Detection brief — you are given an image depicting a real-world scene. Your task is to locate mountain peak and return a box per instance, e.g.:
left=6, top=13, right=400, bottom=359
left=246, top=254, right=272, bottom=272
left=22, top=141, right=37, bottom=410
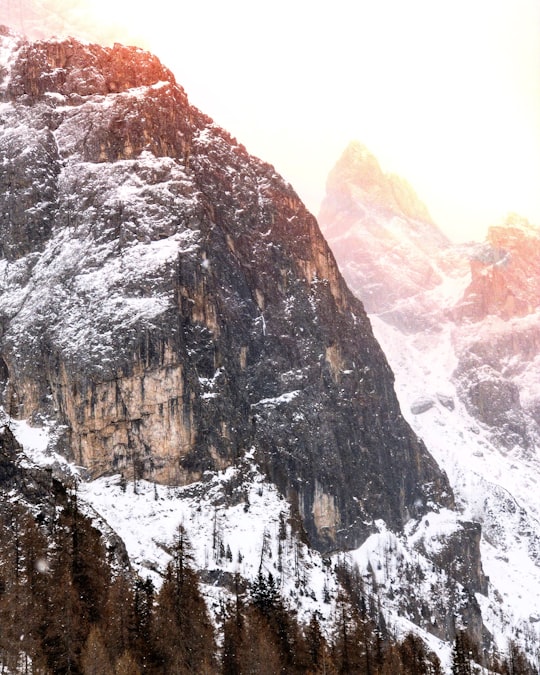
left=319, top=142, right=449, bottom=319
left=323, top=140, right=434, bottom=224
left=0, top=31, right=453, bottom=554
left=1, top=28, right=179, bottom=105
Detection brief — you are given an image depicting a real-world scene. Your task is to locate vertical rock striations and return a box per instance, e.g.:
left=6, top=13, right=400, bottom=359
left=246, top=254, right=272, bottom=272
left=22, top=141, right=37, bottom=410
left=0, top=28, right=453, bottom=552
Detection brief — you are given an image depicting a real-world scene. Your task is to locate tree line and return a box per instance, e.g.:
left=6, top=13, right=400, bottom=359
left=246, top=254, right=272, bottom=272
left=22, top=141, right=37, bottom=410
left=1, top=488, right=537, bottom=675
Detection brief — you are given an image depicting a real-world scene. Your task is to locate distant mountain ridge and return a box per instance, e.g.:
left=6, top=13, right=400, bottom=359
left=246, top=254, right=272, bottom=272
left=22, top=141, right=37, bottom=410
left=320, top=141, right=540, bottom=663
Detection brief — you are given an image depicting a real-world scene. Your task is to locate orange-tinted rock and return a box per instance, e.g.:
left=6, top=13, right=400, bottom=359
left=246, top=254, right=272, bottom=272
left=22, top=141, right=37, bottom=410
left=0, top=31, right=454, bottom=553
left=455, top=215, right=540, bottom=322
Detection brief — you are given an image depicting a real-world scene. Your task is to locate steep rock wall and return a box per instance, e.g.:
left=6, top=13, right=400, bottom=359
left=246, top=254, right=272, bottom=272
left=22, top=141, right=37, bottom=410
left=0, top=29, right=453, bottom=552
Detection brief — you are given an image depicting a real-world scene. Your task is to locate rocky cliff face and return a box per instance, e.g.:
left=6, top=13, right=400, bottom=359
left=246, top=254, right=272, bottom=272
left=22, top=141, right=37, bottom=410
left=455, top=214, right=540, bottom=322
left=0, top=28, right=454, bottom=553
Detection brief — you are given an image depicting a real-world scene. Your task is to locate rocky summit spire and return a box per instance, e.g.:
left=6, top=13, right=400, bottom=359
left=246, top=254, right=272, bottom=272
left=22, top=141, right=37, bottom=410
left=0, top=29, right=453, bottom=552
left=321, top=140, right=435, bottom=225
left=318, top=141, right=451, bottom=324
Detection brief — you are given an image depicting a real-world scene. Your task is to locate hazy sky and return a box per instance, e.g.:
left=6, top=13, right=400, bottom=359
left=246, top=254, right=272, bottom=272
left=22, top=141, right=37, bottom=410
left=2, top=0, right=539, bottom=241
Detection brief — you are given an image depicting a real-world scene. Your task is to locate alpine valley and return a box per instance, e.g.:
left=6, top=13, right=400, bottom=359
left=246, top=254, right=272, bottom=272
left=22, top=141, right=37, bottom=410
left=0, top=26, right=538, bottom=674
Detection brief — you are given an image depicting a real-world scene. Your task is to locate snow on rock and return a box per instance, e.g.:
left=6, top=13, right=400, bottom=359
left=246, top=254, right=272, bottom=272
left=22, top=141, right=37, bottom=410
left=78, top=454, right=339, bottom=626
left=7, top=409, right=503, bottom=663
left=252, top=390, right=301, bottom=407
left=410, top=397, right=435, bottom=415
left=5, top=413, right=77, bottom=477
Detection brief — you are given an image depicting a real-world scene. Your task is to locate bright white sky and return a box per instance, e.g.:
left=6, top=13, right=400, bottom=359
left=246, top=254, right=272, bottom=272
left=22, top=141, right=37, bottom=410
left=1, top=0, right=539, bottom=241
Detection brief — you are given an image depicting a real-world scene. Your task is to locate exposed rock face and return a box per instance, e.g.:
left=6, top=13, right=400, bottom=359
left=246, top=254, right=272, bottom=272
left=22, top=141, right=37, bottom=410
left=0, top=28, right=453, bottom=553
left=408, top=517, right=488, bottom=643
left=455, top=215, right=540, bottom=322
left=429, top=521, right=488, bottom=596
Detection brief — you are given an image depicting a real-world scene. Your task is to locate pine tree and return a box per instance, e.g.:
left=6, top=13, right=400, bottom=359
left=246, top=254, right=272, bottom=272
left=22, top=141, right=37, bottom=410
left=40, top=488, right=114, bottom=673
left=240, top=605, right=283, bottom=675
left=305, top=612, right=334, bottom=674
left=504, top=640, right=538, bottom=675
left=132, top=576, right=155, bottom=669
left=102, top=574, right=136, bottom=665
left=67, top=489, right=110, bottom=627
left=81, top=625, right=114, bottom=675
left=153, top=526, right=216, bottom=673
left=399, top=632, right=442, bottom=674
left=222, top=574, right=246, bottom=675
left=250, top=570, right=279, bottom=614
left=452, top=631, right=473, bottom=675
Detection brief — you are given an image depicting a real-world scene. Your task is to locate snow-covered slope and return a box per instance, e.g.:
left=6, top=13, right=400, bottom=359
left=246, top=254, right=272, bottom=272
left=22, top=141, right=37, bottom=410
left=320, top=143, right=540, bottom=662
left=372, top=315, right=540, bottom=644
left=10, top=417, right=488, bottom=670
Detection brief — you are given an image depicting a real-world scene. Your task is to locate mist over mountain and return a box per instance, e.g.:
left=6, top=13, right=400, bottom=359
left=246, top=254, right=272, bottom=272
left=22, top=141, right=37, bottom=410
left=319, top=141, right=452, bottom=323
left=0, top=26, right=538, bottom=673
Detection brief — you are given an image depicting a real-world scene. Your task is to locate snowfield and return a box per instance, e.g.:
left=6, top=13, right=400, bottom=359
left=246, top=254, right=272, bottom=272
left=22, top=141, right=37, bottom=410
left=370, top=292, right=540, bottom=658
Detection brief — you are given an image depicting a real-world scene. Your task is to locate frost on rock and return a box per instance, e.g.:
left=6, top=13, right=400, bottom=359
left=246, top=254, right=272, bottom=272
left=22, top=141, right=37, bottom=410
left=0, top=29, right=456, bottom=559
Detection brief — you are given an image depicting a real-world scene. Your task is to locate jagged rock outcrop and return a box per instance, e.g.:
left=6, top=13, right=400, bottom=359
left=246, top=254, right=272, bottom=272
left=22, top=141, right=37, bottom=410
left=406, top=517, right=488, bottom=643
left=0, top=28, right=453, bottom=553
left=319, top=141, right=434, bottom=225
left=0, top=423, right=60, bottom=511
left=454, top=214, right=540, bottom=322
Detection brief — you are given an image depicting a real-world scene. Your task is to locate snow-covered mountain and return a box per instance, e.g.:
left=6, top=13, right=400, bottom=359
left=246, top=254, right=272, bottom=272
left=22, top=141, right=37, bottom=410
left=320, top=142, right=540, bottom=664
left=1, top=27, right=537, bottom=672
left=0, top=26, right=456, bottom=557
